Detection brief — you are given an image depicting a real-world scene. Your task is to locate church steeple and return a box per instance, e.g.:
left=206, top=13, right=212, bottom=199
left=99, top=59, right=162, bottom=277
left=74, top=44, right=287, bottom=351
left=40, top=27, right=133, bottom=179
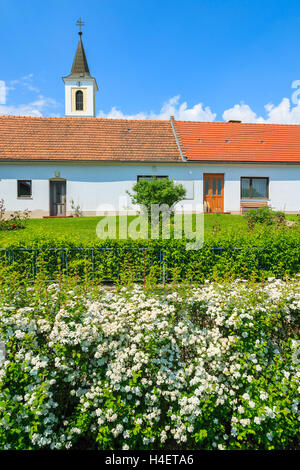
left=62, top=21, right=98, bottom=117
left=70, top=33, right=90, bottom=77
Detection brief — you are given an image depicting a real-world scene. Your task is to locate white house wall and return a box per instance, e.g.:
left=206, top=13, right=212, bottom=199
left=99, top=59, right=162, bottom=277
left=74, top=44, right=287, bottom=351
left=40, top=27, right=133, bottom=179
left=0, top=162, right=299, bottom=217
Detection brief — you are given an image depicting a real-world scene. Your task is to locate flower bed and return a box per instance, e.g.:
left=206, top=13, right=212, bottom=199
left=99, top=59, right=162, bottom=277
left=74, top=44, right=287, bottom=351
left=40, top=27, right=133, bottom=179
left=0, top=279, right=299, bottom=450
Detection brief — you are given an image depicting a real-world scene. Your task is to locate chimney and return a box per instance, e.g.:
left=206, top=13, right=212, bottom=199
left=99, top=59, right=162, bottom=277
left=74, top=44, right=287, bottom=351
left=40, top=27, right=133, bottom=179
left=227, top=120, right=242, bottom=123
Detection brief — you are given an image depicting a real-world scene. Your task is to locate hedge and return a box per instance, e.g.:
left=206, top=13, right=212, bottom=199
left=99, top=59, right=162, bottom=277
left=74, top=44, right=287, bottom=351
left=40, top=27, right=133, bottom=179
left=0, top=225, right=300, bottom=282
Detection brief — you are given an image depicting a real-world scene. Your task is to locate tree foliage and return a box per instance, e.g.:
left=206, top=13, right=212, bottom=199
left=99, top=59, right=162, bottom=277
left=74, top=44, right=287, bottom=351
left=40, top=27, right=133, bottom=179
left=127, top=178, right=186, bottom=216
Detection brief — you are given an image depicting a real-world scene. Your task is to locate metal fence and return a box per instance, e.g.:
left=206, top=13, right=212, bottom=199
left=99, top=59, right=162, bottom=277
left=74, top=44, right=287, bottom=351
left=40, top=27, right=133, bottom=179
left=0, top=247, right=165, bottom=283
left=0, top=246, right=265, bottom=284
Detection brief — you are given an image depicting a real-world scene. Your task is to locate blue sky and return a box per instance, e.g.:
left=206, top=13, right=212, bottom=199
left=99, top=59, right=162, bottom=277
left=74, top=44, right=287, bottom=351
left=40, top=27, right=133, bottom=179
left=2, top=0, right=300, bottom=122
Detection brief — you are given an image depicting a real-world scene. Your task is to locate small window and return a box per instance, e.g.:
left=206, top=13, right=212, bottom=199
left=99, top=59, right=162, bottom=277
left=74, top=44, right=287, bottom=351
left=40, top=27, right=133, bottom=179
left=75, top=90, right=84, bottom=111
left=137, top=175, right=168, bottom=182
left=241, top=177, right=269, bottom=199
left=17, top=180, right=32, bottom=198
left=212, top=179, right=217, bottom=195
left=204, top=179, right=209, bottom=196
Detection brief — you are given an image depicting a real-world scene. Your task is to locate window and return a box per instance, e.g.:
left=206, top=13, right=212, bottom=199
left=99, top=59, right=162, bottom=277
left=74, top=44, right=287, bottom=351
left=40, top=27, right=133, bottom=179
left=75, top=90, right=84, bottom=111
left=17, top=180, right=32, bottom=198
left=137, top=175, right=168, bottom=181
left=241, top=177, right=269, bottom=199
left=204, top=179, right=209, bottom=196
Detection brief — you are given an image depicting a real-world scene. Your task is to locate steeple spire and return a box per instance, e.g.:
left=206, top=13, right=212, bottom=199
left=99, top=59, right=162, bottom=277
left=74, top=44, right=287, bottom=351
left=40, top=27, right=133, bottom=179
left=62, top=21, right=98, bottom=117
left=70, top=33, right=91, bottom=77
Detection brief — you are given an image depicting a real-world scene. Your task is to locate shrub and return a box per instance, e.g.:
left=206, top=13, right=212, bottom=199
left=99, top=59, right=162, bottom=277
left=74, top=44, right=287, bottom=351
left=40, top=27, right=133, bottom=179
left=0, top=278, right=299, bottom=449
left=70, top=199, right=83, bottom=217
left=0, top=199, right=30, bottom=231
left=244, top=206, right=285, bottom=228
left=127, top=178, right=186, bottom=217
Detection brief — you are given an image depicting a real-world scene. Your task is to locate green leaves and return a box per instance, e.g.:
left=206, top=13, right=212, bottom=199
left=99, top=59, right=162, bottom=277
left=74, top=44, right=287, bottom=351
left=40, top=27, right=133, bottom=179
left=193, top=429, right=207, bottom=443
left=127, top=178, right=186, bottom=216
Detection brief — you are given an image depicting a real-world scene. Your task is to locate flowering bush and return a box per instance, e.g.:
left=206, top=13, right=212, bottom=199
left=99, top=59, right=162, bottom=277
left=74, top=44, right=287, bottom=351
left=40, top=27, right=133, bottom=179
left=0, top=278, right=299, bottom=450
left=244, top=206, right=286, bottom=228
left=0, top=199, right=30, bottom=231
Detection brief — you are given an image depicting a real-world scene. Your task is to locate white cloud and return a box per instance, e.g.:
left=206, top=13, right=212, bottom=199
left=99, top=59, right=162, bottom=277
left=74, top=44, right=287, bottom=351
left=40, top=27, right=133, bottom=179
left=222, top=103, right=262, bottom=123
left=98, top=107, right=147, bottom=120
left=0, top=76, right=59, bottom=116
left=223, top=97, right=300, bottom=124
left=0, top=81, right=6, bottom=104
left=98, top=95, right=216, bottom=121
left=3, top=74, right=300, bottom=124
left=0, top=96, right=59, bottom=117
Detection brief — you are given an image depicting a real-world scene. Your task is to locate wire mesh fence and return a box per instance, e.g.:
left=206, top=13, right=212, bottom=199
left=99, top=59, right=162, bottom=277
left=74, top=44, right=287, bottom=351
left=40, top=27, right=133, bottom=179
left=0, top=246, right=270, bottom=284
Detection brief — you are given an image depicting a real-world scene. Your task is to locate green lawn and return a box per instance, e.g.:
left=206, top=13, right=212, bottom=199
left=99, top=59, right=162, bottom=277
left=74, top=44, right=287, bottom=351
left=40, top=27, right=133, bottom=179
left=0, top=213, right=298, bottom=246
left=0, top=214, right=242, bottom=244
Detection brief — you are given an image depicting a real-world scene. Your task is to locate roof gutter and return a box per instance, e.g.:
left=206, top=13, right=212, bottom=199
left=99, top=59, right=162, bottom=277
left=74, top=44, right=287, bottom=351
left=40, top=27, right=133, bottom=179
left=170, top=116, right=187, bottom=162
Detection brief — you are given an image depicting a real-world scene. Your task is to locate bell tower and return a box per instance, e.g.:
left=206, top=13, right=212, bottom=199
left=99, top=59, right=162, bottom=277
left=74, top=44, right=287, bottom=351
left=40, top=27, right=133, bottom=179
left=63, top=20, right=98, bottom=117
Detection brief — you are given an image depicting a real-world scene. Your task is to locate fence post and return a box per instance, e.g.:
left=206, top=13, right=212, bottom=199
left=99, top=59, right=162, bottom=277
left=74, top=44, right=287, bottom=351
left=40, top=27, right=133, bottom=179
left=161, top=251, right=166, bottom=286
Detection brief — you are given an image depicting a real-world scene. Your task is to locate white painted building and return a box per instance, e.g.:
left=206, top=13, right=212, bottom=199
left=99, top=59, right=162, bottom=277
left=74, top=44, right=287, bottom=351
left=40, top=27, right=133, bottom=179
left=1, top=161, right=300, bottom=217
left=0, top=32, right=300, bottom=217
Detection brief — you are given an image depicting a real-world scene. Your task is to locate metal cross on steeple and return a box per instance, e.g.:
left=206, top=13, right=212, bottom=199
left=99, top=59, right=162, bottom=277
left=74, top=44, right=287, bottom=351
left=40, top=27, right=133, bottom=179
left=76, top=18, right=85, bottom=35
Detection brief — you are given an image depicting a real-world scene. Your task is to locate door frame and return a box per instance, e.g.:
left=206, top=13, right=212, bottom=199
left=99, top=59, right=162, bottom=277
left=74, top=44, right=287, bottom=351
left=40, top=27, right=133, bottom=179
left=49, top=178, right=67, bottom=216
left=203, top=173, right=224, bottom=213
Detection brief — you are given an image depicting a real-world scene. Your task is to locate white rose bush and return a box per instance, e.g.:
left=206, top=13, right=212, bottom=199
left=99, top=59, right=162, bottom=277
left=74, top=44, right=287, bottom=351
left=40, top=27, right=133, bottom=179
left=0, top=276, right=299, bottom=450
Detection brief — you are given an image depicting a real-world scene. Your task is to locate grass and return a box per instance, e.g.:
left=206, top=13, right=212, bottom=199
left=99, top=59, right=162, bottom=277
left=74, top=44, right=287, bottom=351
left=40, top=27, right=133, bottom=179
left=0, top=213, right=298, bottom=246
left=0, top=214, right=243, bottom=245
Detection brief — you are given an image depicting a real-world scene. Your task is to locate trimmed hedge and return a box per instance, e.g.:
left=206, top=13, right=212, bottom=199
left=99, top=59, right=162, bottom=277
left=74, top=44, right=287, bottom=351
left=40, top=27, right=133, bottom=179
left=0, top=225, right=300, bottom=282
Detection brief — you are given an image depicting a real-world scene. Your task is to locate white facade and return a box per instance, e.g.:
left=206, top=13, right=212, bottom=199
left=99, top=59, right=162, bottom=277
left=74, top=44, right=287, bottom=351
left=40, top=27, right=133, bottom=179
left=0, top=162, right=299, bottom=217
left=63, top=78, right=97, bottom=117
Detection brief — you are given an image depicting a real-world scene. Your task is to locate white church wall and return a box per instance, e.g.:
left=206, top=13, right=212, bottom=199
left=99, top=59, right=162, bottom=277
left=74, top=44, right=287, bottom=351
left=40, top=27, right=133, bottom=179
left=64, top=79, right=97, bottom=117
left=0, top=162, right=299, bottom=217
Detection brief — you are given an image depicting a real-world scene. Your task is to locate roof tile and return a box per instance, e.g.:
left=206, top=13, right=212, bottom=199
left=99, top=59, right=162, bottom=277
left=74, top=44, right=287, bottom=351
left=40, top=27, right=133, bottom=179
left=175, top=120, right=300, bottom=162
left=0, top=116, right=181, bottom=162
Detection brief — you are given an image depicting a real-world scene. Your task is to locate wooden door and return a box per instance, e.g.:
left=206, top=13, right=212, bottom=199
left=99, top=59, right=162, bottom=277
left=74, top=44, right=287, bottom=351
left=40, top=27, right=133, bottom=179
left=203, top=174, right=224, bottom=213
left=50, top=180, right=66, bottom=216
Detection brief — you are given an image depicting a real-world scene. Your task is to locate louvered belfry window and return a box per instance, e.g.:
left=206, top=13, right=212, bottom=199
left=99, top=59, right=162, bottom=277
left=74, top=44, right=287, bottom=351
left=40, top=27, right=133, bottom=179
left=75, top=90, right=84, bottom=111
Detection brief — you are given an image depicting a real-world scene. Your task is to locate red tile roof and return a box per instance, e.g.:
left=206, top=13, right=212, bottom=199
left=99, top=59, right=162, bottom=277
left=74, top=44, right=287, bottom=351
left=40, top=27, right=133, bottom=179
left=0, top=116, right=181, bottom=162
left=1, top=115, right=300, bottom=164
left=175, top=120, right=300, bottom=162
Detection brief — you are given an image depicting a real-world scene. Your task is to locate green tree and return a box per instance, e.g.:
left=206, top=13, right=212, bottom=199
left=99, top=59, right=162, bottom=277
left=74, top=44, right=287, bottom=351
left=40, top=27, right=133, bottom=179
left=127, top=178, right=186, bottom=218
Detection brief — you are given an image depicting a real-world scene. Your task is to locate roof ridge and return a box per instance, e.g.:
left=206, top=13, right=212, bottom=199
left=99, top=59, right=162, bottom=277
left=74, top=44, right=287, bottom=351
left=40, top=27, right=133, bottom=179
left=2, top=115, right=300, bottom=127
left=175, top=120, right=300, bottom=127
left=0, top=115, right=172, bottom=123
